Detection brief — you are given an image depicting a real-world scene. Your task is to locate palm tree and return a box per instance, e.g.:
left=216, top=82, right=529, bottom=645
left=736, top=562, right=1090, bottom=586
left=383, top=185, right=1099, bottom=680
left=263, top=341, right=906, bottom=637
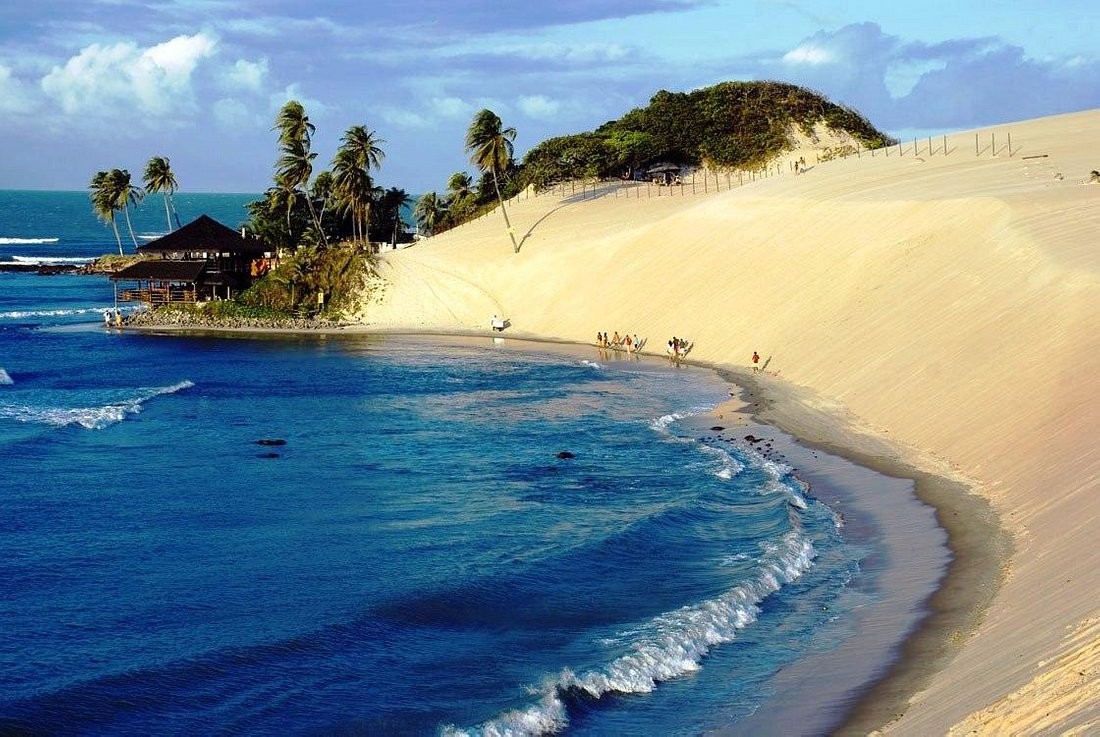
left=377, top=187, right=410, bottom=246
left=312, top=170, right=334, bottom=223
left=414, top=192, right=447, bottom=236
left=446, top=171, right=473, bottom=199
left=89, top=170, right=124, bottom=255
left=273, top=100, right=314, bottom=148
left=465, top=109, right=519, bottom=253
left=341, top=125, right=385, bottom=172
left=331, top=147, right=373, bottom=244
left=143, top=156, right=179, bottom=233
left=273, top=100, right=326, bottom=245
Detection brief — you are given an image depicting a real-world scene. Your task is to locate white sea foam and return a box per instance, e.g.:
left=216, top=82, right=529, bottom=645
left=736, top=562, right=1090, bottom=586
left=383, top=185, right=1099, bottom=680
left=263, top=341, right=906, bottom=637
left=581, top=360, right=602, bottom=369
left=0, top=306, right=118, bottom=320
left=0, top=237, right=60, bottom=245
left=447, top=531, right=816, bottom=736
left=0, top=368, right=12, bottom=385
left=0, top=381, right=194, bottom=430
left=10, top=255, right=93, bottom=265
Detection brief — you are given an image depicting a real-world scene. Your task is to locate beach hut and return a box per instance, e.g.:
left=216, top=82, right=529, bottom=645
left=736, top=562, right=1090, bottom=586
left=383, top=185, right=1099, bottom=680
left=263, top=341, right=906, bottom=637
left=110, top=215, right=274, bottom=305
left=646, top=162, right=683, bottom=185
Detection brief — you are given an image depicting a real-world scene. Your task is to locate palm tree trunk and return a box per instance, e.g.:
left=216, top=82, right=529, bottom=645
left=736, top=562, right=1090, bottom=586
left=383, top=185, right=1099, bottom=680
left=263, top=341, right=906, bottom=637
left=162, top=194, right=173, bottom=233
left=306, top=197, right=328, bottom=247
left=122, top=207, right=139, bottom=249
left=492, top=169, right=520, bottom=253
left=111, top=219, right=123, bottom=256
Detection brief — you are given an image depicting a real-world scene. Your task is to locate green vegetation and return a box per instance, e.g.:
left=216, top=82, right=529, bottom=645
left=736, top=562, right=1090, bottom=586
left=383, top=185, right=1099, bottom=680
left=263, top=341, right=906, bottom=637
left=522, top=81, right=893, bottom=188
left=412, top=80, right=894, bottom=239
left=237, top=243, right=373, bottom=318
left=237, top=101, right=398, bottom=317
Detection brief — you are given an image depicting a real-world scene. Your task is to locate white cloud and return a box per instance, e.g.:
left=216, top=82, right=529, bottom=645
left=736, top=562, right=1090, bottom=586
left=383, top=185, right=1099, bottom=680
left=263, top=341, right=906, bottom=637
left=380, top=107, right=432, bottom=129
left=502, top=41, right=631, bottom=64
left=267, top=84, right=329, bottom=118
left=40, top=32, right=218, bottom=117
left=430, top=95, right=473, bottom=119
left=220, top=57, right=268, bottom=93
left=517, top=94, right=560, bottom=119
left=213, top=97, right=264, bottom=130
left=0, top=64, right=38, bottom=114
left=783, top=44, right=835, bottom=65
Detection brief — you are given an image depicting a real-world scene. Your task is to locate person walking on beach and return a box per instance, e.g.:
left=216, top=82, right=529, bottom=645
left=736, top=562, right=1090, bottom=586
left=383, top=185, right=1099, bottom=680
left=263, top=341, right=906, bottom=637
left=752, top=351, right=760, bottom=371
left=103, top=310, right=111, bottom=326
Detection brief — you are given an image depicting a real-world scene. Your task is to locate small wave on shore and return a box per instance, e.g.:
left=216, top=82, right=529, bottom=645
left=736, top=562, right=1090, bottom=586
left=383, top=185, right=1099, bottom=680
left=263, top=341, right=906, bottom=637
left=444, top=530, right=816, bottom=737
left=0, top=380, right=194, bottom=430
left=8, top=255, right=93, bottom=265
left=0, top=237, right=60, bottom=245
left=0, top=368, right=13, bottom=385
left=2, top=307, right=100, bottom=320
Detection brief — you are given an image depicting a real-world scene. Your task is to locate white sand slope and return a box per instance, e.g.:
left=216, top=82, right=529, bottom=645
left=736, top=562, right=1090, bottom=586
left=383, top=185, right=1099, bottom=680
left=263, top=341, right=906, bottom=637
left=354, top=108, right=1100, bottom=732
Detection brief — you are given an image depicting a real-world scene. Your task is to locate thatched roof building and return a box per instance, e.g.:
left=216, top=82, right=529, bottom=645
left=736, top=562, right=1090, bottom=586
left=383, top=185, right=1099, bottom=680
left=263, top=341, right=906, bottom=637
left=110, top=215, right=273, bottom=305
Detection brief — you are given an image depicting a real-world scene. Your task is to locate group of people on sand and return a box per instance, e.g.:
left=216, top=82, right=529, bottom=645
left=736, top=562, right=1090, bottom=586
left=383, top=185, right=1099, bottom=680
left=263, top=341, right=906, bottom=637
left=102, top=308, right=122, bottom=327
left=666, top=336, right=692, bottom=359
left=596, top=331, right=641, bottom=353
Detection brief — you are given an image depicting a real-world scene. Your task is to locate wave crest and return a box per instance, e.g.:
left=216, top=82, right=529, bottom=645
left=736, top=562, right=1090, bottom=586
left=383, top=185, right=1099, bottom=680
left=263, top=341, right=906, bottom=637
left=0, top=381, right=194, bottom=430
left=0, top=237, right=60, bottom=245
left=448, top=531, right=815, bottom=736
left=0, top=368, right=12, bottom=385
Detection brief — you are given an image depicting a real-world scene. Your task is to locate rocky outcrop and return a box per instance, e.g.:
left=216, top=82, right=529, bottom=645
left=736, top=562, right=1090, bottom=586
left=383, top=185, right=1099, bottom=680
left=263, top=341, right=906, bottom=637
left=125, top=308, right=347, bottom=331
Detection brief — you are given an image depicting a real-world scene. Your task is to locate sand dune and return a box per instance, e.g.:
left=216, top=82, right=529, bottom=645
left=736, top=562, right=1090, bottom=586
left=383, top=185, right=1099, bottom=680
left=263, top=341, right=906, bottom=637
left=354, top=108, right=1100, bottom=732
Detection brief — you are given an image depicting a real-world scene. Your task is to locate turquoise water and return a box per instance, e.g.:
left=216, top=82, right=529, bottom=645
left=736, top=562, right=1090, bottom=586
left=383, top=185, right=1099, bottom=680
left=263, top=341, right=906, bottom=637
left=0, top=190, right=256, bottom=264
left=0, top=192, right=940, bottom=735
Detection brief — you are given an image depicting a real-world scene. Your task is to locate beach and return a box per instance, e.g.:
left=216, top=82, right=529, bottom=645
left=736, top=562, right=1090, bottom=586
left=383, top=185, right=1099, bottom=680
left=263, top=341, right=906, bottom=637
left=335, top=108, right=1100, bottom=732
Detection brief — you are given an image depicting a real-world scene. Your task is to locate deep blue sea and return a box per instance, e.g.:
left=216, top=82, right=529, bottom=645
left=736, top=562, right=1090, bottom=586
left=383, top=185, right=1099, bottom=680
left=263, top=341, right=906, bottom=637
left=0, top=191, right=941, bottom=735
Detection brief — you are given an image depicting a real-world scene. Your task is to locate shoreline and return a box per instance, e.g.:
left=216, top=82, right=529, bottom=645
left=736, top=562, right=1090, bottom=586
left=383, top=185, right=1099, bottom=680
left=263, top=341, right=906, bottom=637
left=708, top=368, right=1009, bottom=734
left=118, top=320, right=1009, bottom=733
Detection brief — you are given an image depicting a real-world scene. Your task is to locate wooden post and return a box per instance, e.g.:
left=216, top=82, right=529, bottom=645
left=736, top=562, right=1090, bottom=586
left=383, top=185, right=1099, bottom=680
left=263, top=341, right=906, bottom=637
left=944, top=135, right=948, bottom=156
left=975, top=133, right=979, bottom=157
left=1007, top=131, right=1013, bottom=157
left=992, top=131, right=996, bottom=156
left=928, top=136, right=932, bottom=155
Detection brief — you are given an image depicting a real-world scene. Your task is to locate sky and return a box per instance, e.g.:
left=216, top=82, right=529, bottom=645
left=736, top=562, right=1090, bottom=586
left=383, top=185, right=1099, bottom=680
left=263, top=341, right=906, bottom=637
left=1, top=0, right=1097, bottom=194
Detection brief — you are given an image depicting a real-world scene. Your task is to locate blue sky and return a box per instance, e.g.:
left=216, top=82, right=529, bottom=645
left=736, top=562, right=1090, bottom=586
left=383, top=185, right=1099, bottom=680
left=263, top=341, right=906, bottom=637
left=1, top=0, right=1097, bottom=194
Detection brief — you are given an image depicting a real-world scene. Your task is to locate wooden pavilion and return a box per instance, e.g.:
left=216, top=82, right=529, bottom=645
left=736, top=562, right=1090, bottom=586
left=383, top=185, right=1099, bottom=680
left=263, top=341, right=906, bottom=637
left=110, top=215, right=274, bottom=305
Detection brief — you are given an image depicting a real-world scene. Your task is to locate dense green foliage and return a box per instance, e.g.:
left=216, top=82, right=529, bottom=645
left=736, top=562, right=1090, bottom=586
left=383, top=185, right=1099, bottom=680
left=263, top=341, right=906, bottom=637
left=237, top=244, right=373, bottom=318
left=413, top=81, right=893, bottom=236
left=521, top=81, right=893, bottom=187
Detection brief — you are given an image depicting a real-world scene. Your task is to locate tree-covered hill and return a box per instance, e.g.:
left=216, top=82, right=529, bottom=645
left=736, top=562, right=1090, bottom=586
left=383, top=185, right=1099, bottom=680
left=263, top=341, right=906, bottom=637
left=521, top=80, right=894, bottom=187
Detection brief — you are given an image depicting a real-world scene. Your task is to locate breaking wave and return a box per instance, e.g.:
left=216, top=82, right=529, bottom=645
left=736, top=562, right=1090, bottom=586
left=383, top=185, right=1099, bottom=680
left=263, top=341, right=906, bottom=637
left=0, top=381, right=194, bottom=430
left=0, top=368, right=12, bottom=385
left=0, top=237, right=60, bottom=245
left=444, top=531, right=816, bottom=736
left=9, top=255, right=92, bottom=265
left=2, top=307, right=104, bottom=320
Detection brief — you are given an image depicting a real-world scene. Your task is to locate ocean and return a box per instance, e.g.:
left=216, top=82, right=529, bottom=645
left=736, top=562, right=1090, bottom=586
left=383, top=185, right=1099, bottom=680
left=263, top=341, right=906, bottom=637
left=0, top=191, right=947, bottom=735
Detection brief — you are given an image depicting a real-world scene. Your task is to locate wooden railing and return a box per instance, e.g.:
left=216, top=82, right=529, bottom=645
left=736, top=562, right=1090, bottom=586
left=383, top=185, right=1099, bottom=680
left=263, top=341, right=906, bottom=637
left=117, top=288, right=197, bottom=305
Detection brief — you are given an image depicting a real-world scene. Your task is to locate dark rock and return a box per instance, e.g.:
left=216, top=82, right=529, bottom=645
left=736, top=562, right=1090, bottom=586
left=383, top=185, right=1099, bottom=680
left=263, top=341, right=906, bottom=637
left=256, top=438, right=287, bottom=446
left=745, top=434, right=762, bottom=443
left=710, top=425, right=725, bottom=431
left=556, top=451, right=575, bottom=459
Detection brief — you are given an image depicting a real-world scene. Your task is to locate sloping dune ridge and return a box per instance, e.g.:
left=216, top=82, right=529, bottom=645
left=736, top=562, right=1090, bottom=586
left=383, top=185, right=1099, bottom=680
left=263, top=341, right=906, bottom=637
left=353, top=108, right=1100, bottom=733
